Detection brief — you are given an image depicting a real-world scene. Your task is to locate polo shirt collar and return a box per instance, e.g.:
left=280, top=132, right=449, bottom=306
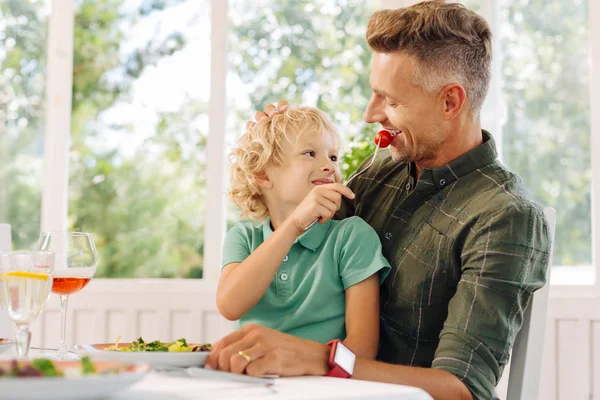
left=262, top=218, right=331, bottom=251
left=410, top=130, right=498, bottom=189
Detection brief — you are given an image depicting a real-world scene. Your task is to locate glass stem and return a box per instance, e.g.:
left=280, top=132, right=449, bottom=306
left=15, top=325, right=31, bottom=359
left=58, top=295, right=69, bottom=357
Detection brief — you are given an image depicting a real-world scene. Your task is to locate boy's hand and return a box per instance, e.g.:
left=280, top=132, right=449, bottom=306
left=287, top=183, right=355, bottom=234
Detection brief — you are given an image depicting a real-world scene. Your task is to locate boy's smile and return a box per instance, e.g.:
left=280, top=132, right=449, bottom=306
left=312, top=178, right=335, bottom=185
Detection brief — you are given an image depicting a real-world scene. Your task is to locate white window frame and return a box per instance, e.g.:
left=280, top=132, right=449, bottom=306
left=41, top=0, right=600, bottom=296
left=554, top=0, right=600, bottom=297
left=42, top=0, right=229, bottom=284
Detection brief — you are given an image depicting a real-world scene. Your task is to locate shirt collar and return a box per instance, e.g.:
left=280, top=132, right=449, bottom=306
left=413, top=130, right=498, bottom=189
left=262, top=218, right=331, bottom=252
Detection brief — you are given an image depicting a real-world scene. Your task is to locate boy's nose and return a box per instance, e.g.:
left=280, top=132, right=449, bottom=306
left=321, top=157, right=337, bottom=172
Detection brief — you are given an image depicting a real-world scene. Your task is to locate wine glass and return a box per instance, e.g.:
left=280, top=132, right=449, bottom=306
left=0, top=251, right=54, bottom=358
left=35, top=232, right=97, bottom=360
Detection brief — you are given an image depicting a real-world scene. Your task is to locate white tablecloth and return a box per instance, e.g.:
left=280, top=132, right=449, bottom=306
left=0, top=347, right=432, bottom=399
left=111, top=373, right=433, bottom=400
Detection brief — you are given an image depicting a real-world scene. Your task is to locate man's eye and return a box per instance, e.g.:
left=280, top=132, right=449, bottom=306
left=387, top=102, right=398, bottom=108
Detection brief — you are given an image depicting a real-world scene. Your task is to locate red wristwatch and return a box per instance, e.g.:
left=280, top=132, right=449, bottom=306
left=325, top=339, right=356, bottom=378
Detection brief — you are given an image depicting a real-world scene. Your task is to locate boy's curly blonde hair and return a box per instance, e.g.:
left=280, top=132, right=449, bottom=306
left=229, top=106, right=340, bottom=221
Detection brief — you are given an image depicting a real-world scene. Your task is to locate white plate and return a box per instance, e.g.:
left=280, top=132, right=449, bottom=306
left=0, top=339, right=13, bottom=355
left=0, top=360, right=149, bottom=400
left=74, top=343, right=210, bottom=368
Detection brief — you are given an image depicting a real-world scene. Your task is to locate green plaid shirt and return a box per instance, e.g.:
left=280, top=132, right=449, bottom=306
left=337, top=131, right=551, bottom=400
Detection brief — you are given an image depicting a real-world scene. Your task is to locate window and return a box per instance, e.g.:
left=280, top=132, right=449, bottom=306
left=0, top=0, right=48, bottom=248
left=437, top=0, right=592, bottom=276
left=226, top=0, right=380, bottom=227
left=11, top=0, right=595, bottom=286
left=68, top=0, right=211, bottom=278
left=498, top=0, right=591, bottom=269
left=225, top=0, right=594, bottom=275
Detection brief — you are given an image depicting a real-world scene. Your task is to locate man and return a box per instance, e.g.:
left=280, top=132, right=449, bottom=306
left=206, top=2, right=551, bottom=399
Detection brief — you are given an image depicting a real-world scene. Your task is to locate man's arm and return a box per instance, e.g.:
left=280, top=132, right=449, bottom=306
left=431, top=204, right=550, bottom=399
left=206, top=324, right=472, bottom=400
left=353, top=359, right=473, bottom=400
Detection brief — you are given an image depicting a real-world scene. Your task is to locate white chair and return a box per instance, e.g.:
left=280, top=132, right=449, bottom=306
left=505, top=207, right=556, bottom=400
left=0, top=224, right=12, bottom=338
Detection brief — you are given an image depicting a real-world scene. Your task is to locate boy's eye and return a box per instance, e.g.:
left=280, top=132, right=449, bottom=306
left=304, top=151, right=316, bottom=157
left=330, top=155, right=338, bottom=162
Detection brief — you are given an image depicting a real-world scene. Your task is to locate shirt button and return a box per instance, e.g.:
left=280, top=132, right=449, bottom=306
left=280, top=273, right=289, bottom=281
left=385, top=232, right=392, bottom=240
left=283, top=255, right=289, bottom=262
left=439, top=178, right=446, bottom=186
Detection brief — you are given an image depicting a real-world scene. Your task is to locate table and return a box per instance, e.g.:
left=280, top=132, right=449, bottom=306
left=1, top=347, right=432, bottom=400
left=112, top=373, right=433, bottom=399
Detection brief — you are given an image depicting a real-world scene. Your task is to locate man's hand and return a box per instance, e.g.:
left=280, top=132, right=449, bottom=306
left=286, top=183, right=355, bottom=233
left=245, top=100, right=290, bottom=133
left=206, top=324, right=329, bottom=377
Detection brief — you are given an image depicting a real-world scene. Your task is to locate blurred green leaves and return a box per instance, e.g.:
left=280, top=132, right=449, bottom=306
left=1, top=0, right=593, bottom=277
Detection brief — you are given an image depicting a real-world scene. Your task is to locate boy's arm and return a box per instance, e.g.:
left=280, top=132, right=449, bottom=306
left=218, top=183, right=354, bottom=321
left=217, top=219, right=298, bottom=321
left=343, top=274, right=380, bottom=358
left=337, top=217, right=390, bottom=358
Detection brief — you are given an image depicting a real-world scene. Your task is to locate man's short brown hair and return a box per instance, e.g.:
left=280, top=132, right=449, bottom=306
left=367, top=0, right=492, bottom=118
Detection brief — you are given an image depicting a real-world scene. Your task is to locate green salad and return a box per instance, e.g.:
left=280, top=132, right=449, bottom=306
left=105, top=336, right=212, bottom=352
left=0, top=357, right=96, bottom=378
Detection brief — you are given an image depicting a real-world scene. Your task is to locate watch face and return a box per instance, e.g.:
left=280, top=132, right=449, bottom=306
left=334, top=342, right=356, bottom=374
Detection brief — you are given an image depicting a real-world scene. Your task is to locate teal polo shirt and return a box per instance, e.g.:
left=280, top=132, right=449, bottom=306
left=222, top=216, right=391, bottom=344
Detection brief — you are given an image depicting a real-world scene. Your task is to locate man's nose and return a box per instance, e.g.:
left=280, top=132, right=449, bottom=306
left=364, top=94, right=386, bottom=124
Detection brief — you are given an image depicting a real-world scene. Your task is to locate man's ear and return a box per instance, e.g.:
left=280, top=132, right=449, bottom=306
left=440, top=83, right=467, bottom=121
left=256, top=170, right=272, bottom=189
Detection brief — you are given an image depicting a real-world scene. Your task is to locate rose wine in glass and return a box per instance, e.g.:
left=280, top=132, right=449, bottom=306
left=0, top=251, right=54, bottom=358
left=35, top=232, right=97, bottom=360
left=52, top=277, right=91, bottom=295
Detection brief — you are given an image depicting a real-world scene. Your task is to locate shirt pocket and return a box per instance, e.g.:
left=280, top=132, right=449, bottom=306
left=384, top=222, right=454, bottom=308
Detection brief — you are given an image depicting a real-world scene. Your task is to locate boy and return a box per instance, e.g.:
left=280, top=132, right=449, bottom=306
left=218, top=106, right=390, bottom=359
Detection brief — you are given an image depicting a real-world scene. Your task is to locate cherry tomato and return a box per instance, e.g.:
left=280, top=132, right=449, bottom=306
left=374, top=129, right=393, bottom=148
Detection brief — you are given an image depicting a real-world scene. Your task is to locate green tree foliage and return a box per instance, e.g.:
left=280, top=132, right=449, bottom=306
left=1, top=0, right=206, bottom=277
left=0, top=0, right=47, bottom=247
left=228, top=0, right=379, bottom=179
left=68, top=0, right=205, bottom=278
left=499, top=0, right=591, bottom=265
left=1, top=0, right=592, bottom=277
